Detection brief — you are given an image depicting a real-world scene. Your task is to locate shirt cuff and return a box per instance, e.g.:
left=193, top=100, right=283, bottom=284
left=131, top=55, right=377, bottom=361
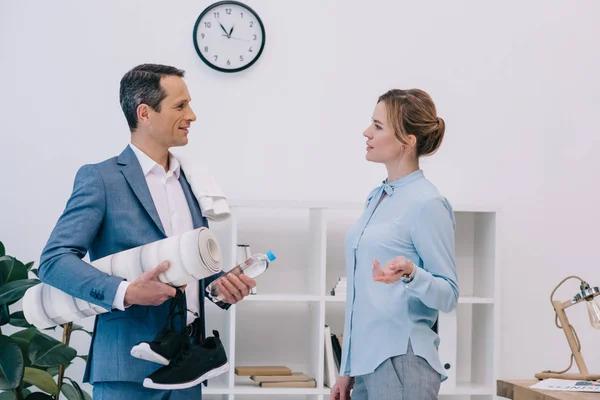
left=112, top=281, right=131, bottom=311
left=404, top=265, right=431, bottom=297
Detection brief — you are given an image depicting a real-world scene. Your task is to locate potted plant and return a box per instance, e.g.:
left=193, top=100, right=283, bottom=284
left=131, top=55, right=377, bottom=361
left=0, top=240, right=92, bottom=400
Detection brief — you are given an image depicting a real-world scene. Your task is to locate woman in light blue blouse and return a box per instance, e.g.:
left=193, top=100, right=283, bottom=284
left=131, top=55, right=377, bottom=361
left=331, top=89, right=459, bottom=400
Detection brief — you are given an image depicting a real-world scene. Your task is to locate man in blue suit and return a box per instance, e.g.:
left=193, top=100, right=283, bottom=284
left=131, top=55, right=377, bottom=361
left=38, top=64, right=255, bottom=399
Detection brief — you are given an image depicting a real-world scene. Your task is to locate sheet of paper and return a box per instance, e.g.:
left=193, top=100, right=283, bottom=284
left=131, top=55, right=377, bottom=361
left=531, top=379, right=600, bottom=392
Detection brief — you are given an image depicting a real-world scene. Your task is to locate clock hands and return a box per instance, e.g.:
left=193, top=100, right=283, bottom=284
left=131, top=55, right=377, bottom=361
left=221, top=34, right=251, bottom=42
left=229, top=25, right=234, bottom=36
left=218, top=21, right=230, bottom=37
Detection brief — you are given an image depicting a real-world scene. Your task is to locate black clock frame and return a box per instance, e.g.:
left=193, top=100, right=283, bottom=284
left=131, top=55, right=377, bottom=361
left=193, top=1, right=266, bottom=73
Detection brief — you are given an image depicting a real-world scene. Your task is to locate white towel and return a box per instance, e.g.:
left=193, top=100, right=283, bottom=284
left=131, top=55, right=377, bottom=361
left=174, top=152, right=231, bottom=221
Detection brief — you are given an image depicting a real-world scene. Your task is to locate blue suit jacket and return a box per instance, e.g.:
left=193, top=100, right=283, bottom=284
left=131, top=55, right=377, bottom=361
left=38, top=146, right=226, bottom=384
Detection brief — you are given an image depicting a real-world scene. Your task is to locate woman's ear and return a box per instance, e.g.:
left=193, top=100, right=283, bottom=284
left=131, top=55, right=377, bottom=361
left=403, top=134, right=417, bottom=151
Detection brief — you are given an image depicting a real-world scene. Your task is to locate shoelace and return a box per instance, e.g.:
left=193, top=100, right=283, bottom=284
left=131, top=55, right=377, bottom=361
left=171, top=341, right=192, bottom=367
left=155, top=288, right=187, bottom=339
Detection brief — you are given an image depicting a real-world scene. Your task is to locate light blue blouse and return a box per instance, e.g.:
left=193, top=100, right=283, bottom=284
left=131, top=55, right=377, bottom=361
left=340, top=169, right=459, bottom=380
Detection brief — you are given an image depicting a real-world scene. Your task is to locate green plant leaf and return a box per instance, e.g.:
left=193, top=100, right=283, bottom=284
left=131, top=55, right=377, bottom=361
left=67, top=377, right=90, bottom=400
left=0, top=334, right=24, bottom=390
left=29, top=269, right=38, bottom=278
left=76, top=355, right=88, bottom=362
left=0, top=279, right=40, bottom=305
left=45, top=366, right=59, bottom=377
left=61, top=383, right=83, bottom=400
left=11, top=337, right=32, bottom=367
left=0, top=303, right=8, bottom=326
left=0, top=241, right=4, bottom=257
left=24, top=262, right=34, bottom=273
left=28, top=333, right=77, bottom=367
left=71, top=325, right=92, bottom=337
left=23, top=367, right=58, bottom=395
left=9, top=312, right=32, bottom=328
left=0, top=389, right=30, bottom=400
left=25, top=393, right=53, bottom=400
left=10, top=327, right=38, bottom=342
left=0, top=256, right=28, bottom=285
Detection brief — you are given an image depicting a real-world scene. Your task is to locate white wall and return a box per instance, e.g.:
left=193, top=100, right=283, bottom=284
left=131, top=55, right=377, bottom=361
left=2, top=0, right=600, bottom=390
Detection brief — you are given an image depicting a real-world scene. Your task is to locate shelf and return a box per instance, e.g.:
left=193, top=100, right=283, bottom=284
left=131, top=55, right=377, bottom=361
left=439, top=383, right=494, bottom=395
left=244, top=294, right=322, bottom=302
left=229, top=199, right=500, bottom=213
left=205, top=383, right=494, bottom=396
left=324, top=295, right=494, bottom=304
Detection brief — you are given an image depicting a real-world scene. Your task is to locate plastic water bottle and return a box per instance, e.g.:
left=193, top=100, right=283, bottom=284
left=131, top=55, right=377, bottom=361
left=206, top=251, right=276, bottom=302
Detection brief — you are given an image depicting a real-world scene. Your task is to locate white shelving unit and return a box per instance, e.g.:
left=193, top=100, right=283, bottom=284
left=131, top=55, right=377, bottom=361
left=203, top=201, right=499, bottom=400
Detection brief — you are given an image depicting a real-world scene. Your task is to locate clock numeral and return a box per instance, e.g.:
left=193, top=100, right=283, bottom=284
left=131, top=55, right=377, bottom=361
left=213, top=12, right=219, bottom=18
left=204, top=22, right=211, bottom=28
left=249, top=46, right=253, bottom=52
left=214, top=55, right=218, bottom=61
left=227, top=59, right=231, bottom=66
left=200, top=33, right=205, bottom=39
left=239, top=55, right=244, bottom=62
left=204, top=46, right=208, bottom=52
left=240, top=12, right=244, bottom=18
left=226, top=8, right=232, bottom=14
left=249, top=21, right=254, bottom=27
left=253, top=34, right=257, bottom=40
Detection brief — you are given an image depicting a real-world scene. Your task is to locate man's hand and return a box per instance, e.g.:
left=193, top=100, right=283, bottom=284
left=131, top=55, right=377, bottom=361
left=124, top=261, right=179, bottom=306
left=213, top=273, right=256, bottom=304
left=331, top=375, right=354, bottom=400
left=372, top=256, right=415, bottom=284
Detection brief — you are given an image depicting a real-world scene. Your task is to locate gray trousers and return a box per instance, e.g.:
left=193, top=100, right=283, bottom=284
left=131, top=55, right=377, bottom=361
left=352, top=341, right=441, bottom=400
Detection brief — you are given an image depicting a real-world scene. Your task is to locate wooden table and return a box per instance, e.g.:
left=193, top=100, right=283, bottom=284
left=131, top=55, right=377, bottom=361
left=498, top=380, right=600, bottom=399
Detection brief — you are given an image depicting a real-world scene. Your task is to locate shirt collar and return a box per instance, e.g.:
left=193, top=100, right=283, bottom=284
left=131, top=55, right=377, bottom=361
left=381, top=169, right=424, bottom=196
left=129, top=143, right=180, bottom=179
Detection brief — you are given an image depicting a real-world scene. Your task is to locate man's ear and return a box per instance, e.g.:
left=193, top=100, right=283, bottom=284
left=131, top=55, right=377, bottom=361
left=137, top=104, right=151, bottom=125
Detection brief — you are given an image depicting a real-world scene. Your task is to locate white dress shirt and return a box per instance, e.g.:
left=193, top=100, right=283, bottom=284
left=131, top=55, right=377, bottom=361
left=112, top=144, right=199, bottom=325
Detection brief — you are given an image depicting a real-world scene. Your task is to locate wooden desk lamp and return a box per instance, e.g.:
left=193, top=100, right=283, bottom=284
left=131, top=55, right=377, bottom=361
left=535, top=275, right=600, bottom=381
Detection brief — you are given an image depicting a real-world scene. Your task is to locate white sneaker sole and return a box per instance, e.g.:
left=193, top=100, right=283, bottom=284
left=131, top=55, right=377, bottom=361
left=130, top=343, right=170, bottom=366
left=143, top=362, right=230, bottom=390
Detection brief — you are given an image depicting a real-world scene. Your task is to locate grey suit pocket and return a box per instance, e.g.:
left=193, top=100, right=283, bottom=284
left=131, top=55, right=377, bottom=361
left=101, top=305, right=149, bottom=321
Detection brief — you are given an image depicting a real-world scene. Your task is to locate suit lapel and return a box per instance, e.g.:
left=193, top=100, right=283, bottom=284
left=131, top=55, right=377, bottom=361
left=118, top=146, right=166, bottom=237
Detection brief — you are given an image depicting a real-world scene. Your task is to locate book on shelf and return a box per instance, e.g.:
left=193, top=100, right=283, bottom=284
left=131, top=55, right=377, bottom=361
left=330, top=277, right=347, bottom=296
left=250, top=372, right=312, bottom=383
left=260, top=379, right=317, bottom=388
left=234, top=366, right=292, bottom=376
left=324, top=325, right=338, bottom=388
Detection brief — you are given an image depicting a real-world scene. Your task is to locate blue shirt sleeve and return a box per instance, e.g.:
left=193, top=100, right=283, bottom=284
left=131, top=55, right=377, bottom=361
left=405, top=197, right=459, bottom=312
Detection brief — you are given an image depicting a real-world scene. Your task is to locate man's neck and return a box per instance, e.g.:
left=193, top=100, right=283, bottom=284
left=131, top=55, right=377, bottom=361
left=130, top=135, right=169, bottom=172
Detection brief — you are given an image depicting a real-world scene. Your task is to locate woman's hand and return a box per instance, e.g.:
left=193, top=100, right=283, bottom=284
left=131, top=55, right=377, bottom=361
left=330, top=375, right=354, bottom=400
left=372, top=256, right=415, bottom=284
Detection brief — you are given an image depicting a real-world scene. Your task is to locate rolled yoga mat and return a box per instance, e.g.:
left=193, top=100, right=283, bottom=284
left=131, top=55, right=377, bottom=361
left=23, top=227, right=222, bottom=329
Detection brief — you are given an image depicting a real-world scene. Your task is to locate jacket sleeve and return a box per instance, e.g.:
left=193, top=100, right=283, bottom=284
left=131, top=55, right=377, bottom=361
left=38, top=164, right=124, bottom=311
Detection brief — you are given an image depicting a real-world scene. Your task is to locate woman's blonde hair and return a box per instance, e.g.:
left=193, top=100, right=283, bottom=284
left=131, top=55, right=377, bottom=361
left=377, top=89, right=445, bottom=156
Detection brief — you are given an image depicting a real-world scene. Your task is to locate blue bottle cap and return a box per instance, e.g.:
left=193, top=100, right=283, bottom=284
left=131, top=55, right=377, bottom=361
left=266, top=250, right=276, bottom=261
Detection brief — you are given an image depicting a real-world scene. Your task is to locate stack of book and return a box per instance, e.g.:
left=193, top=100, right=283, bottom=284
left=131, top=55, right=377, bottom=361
left=324, top=325, right=343, bottom=388
left=235, top=366, right=316, bottom=388
left=330, top=277, right=347, bottom=296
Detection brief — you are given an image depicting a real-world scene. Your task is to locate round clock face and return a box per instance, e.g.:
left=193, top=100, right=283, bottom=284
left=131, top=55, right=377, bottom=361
left=193, top=1, right=266, bottom=73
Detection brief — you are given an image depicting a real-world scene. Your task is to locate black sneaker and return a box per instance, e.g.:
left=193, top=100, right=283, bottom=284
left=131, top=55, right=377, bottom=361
left=143, top=330, right=229, bottom=390
left=130, top=289, right=187, bottom=365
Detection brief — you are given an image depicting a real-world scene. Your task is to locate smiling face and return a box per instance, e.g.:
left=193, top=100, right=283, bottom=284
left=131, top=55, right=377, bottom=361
left=144, top=75, right=197, bottom=149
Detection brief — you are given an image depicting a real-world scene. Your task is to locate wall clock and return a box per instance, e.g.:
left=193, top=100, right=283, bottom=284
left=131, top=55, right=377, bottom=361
left=193, top=1, right=266, bottom=73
